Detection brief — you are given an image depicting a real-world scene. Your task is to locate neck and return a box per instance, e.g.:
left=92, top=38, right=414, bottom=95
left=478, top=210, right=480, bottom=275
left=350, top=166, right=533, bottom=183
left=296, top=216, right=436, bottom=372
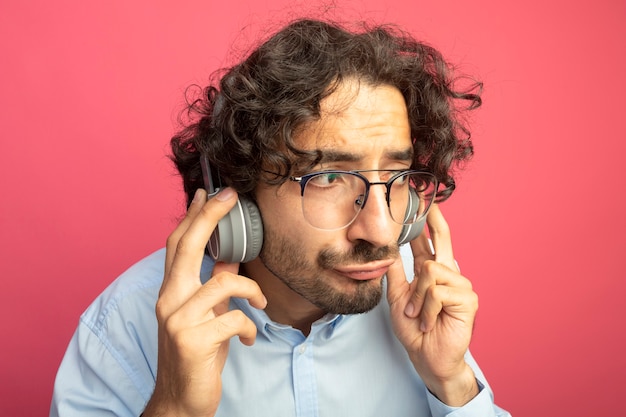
left=241, top=258, right=326, bottom=336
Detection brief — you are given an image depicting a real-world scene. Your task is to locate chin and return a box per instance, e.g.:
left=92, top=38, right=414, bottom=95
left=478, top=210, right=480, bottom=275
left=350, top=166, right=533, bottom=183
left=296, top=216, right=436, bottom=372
left=314, top=278, right=384, bottom=315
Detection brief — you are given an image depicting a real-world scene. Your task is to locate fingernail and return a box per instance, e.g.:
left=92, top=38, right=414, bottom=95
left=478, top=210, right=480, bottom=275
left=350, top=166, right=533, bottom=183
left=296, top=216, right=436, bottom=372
left=404, top=301, right=415, bottom=317
left=216, top=187, right=235, bottom=201
left=420, top=321, right=428, bottom=333
left=192, top=188, right=204, bottom=203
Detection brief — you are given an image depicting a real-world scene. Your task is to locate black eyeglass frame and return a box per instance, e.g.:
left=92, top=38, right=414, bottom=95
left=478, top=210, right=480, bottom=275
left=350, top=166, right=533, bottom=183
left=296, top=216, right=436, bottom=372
left=288, top=169, right=439, bottom=226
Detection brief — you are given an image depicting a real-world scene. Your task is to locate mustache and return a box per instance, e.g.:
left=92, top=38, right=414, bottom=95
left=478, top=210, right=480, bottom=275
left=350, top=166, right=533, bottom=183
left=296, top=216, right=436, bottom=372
left=318, top=240, right=400, bottom=269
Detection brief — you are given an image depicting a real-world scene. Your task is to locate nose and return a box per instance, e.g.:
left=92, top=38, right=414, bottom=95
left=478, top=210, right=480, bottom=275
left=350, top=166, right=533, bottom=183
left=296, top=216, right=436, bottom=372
left=345, top=184, right=398, bottom=248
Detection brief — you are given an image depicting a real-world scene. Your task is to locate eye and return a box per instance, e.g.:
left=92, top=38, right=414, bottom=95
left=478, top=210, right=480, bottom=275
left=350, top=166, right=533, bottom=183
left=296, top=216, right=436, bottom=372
left=308, top=172, right=346, bottom=187
left=392, top=173, right=409, bottom=186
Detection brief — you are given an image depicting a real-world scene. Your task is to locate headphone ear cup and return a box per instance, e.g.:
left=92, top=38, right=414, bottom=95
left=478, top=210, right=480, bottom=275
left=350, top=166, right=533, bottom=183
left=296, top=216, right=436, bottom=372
left=239, top=196, right=263, bottom=262
left=398, top=188, right=426, bottom=245
left=398, top=217, right=426, bottom=245
left=208, top=196, right=263, bottom=263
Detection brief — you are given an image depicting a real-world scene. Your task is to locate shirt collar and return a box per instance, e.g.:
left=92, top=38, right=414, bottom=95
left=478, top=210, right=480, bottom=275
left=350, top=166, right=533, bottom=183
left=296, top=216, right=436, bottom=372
left=231, top=297, right=346, bottom=343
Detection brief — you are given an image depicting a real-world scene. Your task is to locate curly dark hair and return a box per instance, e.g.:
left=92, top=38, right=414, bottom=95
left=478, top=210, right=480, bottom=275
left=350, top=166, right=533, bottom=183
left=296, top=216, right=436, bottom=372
left=171, top=18, right=482, bottom=206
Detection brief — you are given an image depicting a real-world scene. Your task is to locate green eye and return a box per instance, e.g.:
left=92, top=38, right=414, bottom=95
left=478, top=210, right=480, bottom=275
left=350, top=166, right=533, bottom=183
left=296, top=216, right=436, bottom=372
left=325, top=173, right=341, bottom=182
left=310, top=172, right=344, bottom=187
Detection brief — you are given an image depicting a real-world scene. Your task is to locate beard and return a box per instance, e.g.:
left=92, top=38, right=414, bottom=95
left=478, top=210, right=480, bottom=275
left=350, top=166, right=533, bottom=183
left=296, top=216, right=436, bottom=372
left=259, top=226, right=400, bottom=315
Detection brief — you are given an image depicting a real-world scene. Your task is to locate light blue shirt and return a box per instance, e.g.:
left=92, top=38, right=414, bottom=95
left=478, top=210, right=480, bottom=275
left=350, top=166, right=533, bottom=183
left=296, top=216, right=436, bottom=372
left=51, top=248, right=510, bottom=417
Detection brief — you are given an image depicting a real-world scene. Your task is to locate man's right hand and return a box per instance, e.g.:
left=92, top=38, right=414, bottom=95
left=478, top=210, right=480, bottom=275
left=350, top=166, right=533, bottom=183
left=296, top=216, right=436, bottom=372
left=142, top=188, right=267, bottom=417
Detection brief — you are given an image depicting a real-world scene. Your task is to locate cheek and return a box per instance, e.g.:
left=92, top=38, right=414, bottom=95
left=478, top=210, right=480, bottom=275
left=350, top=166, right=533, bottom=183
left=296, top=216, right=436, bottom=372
left=256, top=190, right=350, bottom=255
left=256, top=188, right=302, bottom=232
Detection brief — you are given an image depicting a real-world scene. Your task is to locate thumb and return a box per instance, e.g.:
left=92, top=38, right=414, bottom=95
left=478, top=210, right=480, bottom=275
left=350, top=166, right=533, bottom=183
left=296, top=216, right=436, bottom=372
left=386, top=257, right=411, bottom=309
left=212, top=261, right=240, bottom=276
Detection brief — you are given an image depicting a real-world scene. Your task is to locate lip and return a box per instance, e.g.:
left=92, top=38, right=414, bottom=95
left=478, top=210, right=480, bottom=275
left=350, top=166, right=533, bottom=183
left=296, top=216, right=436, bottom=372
left=333, top=260, right=395, bottom=281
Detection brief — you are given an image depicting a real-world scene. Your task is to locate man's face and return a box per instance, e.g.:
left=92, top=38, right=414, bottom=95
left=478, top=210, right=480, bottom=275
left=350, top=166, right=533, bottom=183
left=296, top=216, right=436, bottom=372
left=255, top=80, right=413, bottom=314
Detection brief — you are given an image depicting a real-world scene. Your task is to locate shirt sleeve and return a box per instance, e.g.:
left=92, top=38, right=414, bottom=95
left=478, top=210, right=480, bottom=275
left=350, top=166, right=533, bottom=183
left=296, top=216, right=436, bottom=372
left=425, top=351, right=511, bottom=417
left=426, top=379, right=511, bottom=417
left=49, top=249, right=202, bottom=417
left=50, top=319, right=149, bottom=417
left=50, top=252, right=165, bottom=417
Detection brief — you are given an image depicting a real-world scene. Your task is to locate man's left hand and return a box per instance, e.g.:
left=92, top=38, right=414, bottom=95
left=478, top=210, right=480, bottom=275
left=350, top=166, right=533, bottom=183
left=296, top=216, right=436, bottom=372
left=386, top=204, right=479, bottom=406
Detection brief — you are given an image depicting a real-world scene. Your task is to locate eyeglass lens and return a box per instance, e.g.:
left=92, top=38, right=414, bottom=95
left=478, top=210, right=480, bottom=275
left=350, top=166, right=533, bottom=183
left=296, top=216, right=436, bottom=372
left=301, top=171, right=436, bottom=230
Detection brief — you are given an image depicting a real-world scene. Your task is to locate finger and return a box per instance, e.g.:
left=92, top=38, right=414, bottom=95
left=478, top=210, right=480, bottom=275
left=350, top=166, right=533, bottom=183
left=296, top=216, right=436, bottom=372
left=425, top=205, right=457, bottom=271
left=173, top=309, right=259, bottom=355
left=418, top=260, right=472, bottom=290
left=162, top=188, right=238, bottom=303
left=419, top=285, right=478, bottom=332
left=386, top=257, right=411, bottom=307
left=387, top=257, right=426, bottom=321
left=212, top=261, right=240, bottom=277
left=169, top=272, right=267, bottom=327
left=408, top=260, right=472, bottom=318
left=407, top=260, right=436, bottom=318
left=211, top=310, right=257, bottom=346
left=205, top=309, right=259, bottom=347
left=164, top=189, right=207, bottom=279
left=409, top=232, right=435, bottom=276
left=202, top=272, right=267, bottom=311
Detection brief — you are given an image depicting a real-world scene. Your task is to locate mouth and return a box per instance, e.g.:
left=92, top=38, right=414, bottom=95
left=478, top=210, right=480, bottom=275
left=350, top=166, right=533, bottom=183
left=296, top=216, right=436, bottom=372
left=333, top=260, right=395, bottom=281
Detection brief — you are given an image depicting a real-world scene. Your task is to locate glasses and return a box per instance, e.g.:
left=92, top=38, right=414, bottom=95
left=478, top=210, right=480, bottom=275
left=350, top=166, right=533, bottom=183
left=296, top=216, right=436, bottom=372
left=288, top=170, right=438, bottom=230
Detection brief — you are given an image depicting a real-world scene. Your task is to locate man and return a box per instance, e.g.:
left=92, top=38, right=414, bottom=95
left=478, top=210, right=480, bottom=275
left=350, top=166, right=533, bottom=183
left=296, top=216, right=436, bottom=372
left=51, top=19, right=510, bottom=416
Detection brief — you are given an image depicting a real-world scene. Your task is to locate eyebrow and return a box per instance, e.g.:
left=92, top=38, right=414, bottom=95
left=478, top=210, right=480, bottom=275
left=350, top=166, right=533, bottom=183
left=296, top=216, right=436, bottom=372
left=317, top=147, right=414, bottom=164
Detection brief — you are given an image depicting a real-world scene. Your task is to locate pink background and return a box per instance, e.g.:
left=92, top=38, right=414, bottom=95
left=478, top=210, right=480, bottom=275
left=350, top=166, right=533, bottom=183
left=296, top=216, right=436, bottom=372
left=1, top=0, right=625, bottom=415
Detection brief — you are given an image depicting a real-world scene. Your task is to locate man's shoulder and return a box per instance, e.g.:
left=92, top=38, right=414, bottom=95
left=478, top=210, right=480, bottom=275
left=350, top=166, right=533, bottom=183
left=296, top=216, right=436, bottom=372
left=52, top=250, right=169, bottom=414
left=80, top=249, right=167, bottom=336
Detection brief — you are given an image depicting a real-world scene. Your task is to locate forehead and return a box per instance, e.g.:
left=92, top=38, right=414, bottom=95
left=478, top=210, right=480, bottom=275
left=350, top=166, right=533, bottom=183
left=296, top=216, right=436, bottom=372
left=294, top=80, right=412, bottom=155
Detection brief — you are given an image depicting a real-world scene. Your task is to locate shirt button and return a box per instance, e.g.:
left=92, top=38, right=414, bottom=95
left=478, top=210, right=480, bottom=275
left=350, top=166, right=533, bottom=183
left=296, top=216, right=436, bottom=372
left=297, top=344, right=307, bottom=354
